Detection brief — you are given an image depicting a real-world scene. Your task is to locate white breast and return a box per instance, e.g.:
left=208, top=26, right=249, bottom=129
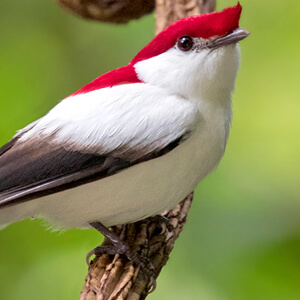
left=17, top=100, right=230, bottom=229
left=1, top=97, right=231, bottom=230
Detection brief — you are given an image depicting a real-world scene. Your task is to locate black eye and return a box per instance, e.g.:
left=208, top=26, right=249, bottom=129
left=177, top=35, right=193, bottom=51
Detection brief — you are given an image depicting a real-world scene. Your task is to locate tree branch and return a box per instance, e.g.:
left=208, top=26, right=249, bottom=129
left=78, top=1, right=216, bottom=299
left=80, top=193, right=193, bottom=300
left=57, top=0, right=215, bottom=24
left=57, top=0, right=155, bottom=23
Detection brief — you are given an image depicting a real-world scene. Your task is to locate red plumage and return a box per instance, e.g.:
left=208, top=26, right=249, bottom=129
left=70, top=65, right=141, bottom=96
left=132, top=3, right=242, bottom=64
left=70, top=3, right=242, bottom=96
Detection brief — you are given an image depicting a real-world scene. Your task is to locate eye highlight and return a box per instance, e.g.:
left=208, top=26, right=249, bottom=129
left=177, top=36, right=194, bottom=51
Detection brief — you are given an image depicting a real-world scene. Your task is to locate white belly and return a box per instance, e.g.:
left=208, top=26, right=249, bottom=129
left=30, top=118, right=227, bottom=228
left=0, top=103, right=229, bottom=229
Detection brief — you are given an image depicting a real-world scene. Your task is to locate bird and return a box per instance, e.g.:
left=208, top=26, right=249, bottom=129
left=0, top=4, right=248, bottom=239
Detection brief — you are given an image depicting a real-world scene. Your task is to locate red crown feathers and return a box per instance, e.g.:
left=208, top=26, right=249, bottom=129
left=132, top=3, right=242, bottom=63
left=70, top=3, right=242, bottom=96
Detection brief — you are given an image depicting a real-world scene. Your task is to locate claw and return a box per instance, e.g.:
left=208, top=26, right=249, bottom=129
left=88, top=221, right=158, bottom=291
left=86, top=248, right=96, bottom=265
left=147, top=276, right=157, bottom=293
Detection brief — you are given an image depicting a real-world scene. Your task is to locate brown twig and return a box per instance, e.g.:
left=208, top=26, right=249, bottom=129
left=57, top=0, right=215, bottom=24
left=79, top=0, right=216, bottom=299
left=57, top=0, right=155, bottom=23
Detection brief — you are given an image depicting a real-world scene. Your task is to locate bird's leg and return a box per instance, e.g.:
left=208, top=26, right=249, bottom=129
left=87, top=221, right=156, bottom=289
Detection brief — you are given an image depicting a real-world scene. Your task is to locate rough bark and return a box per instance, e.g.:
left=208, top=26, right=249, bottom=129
left=80, top=194, right=193, bottom=300
left=79, top=1, right=216, bottom=299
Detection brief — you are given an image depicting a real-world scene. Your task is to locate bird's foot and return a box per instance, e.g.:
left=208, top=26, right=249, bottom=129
left=87, top=221, right=156, bottom=292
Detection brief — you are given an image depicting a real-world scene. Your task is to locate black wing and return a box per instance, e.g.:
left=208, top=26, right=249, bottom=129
left=0, top=135, right=182, bottom=208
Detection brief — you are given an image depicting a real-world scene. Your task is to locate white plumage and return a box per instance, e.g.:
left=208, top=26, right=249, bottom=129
left=0, top=43, right=240, bottom=229
left=20, top=84, right=198, bottom=160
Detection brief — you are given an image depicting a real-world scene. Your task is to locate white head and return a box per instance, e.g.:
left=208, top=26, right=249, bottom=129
left=133, top=4, right=248, bottom=100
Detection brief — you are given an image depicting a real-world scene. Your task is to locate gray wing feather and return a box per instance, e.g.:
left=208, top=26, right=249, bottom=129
left=0, top=135, right=182, bottom=208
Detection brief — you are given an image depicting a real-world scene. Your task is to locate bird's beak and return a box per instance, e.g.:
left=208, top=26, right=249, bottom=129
left=209, top=28, right=250, bottom=49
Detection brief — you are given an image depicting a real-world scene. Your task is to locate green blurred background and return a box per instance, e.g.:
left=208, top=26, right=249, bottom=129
left=0, top=0, right=299, bottom=299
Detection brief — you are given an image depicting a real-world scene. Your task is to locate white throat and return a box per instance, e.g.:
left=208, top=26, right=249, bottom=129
left=134, top=44, right=240, bottom=105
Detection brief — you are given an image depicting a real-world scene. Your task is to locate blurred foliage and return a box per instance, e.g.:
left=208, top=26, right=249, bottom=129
left=0, top=0, right=299, bottom=299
